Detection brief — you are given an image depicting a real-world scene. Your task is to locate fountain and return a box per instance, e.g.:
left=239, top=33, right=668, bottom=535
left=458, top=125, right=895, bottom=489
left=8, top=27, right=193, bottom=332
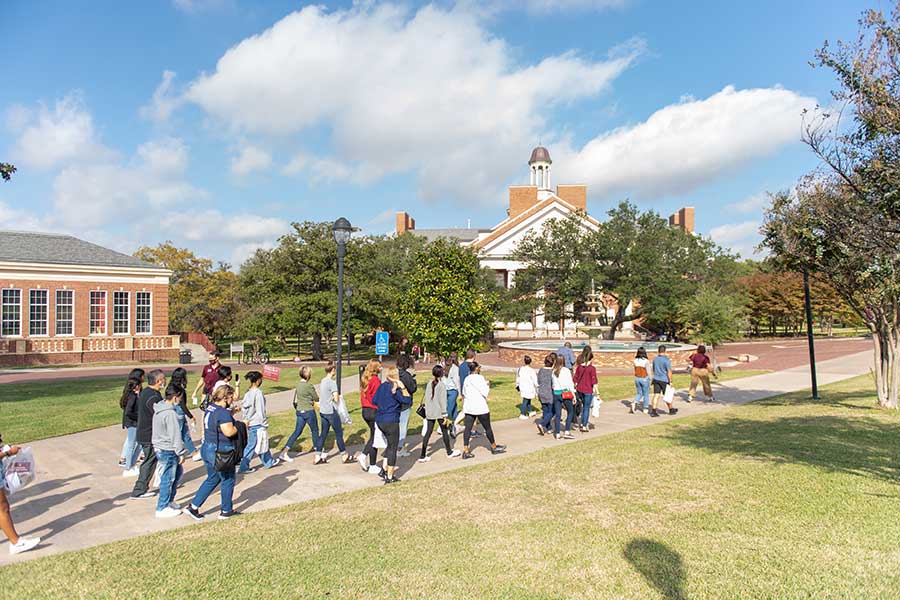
left=577, top=281, right=609, bottom=347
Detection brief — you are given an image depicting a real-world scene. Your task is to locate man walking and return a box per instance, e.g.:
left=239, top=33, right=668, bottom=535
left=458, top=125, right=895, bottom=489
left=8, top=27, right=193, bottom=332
left=192, top=351, right=221, bottom=407
left=649, top=345, right=677, bottom=418
left=130, top=370, right=166, bottom=499
left=557, top=341, right=576, bottom=370
left=457, top=349, right=479, bottom=436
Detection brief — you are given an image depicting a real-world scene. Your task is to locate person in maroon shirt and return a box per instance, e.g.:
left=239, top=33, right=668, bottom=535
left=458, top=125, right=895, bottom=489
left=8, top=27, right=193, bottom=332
left=192, top=351, right=222, bottom=408
left=356, top=358, right=383, bottom=473
left=573, top=346, right=598, bottom=432
left=687, top=345, right=716, bottom=402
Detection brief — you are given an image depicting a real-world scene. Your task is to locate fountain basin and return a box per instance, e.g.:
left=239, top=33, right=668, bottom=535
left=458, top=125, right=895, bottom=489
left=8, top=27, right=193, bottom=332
left=498, top=339, right=696, bottom=369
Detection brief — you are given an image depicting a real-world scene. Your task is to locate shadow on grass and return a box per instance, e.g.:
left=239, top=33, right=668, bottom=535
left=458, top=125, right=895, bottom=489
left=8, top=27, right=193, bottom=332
left=624, top=538, right=686, bottom=600
left=666, top=390, right=900, bottom=484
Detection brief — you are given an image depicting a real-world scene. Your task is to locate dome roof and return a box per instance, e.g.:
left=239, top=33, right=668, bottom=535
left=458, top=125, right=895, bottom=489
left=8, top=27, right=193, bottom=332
left=529, top=146, right=552, bottom=164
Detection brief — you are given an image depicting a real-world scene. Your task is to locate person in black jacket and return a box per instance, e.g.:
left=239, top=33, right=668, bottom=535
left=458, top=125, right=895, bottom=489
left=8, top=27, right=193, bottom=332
left=170, top=367, right=200, bottom=462
left=130, top=370, right=166, bottom=499
left=120, top=377, right=143, bottom=476
left=396, top=354, right=418, bottom=458
left=118, top=369, right=145, bottom=468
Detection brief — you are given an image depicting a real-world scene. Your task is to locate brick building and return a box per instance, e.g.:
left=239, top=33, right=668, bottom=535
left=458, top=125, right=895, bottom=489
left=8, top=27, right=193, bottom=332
left=0, top=230, right=178, bottom=366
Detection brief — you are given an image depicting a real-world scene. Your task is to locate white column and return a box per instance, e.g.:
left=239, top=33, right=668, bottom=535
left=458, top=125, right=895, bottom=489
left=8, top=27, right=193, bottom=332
left=546, top=165, right=550, bottom=189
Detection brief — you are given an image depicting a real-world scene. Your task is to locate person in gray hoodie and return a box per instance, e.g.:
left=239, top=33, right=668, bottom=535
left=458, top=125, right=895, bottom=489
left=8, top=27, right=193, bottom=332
left=152, top=384, right=186, bottom=518
left=238, top=371, right=279, bottom=473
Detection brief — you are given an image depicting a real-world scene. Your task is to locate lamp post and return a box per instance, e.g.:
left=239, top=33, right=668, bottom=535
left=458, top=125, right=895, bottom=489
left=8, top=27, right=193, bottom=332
left=332, top=217, right=353, bottom=395
left=345, top=285, right=353, bottom=366
left=802, top=269, right=819, bottom=400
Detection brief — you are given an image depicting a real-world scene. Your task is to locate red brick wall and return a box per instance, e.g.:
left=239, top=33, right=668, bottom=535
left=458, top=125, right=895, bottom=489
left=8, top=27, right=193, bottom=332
left=0, top=348, right=179, bottom=367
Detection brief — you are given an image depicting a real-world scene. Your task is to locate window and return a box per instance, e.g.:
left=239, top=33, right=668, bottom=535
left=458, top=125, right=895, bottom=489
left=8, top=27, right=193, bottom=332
left=29, top=289, right=48, bottom=336
left=1, top=289, right=21, bottom=337
left=136, top=292, right=151, bottom=334
left=90, top=291, right=107, bottom=335
left=113, top=291, right=129, bottom=334
left=56, top=290, right=74, bottom=336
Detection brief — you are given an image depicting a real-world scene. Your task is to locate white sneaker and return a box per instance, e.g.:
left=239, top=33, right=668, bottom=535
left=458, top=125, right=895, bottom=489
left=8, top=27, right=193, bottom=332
left=417, top=456, right=431, bottom=463
left=357, top=453, right=369, bottom=472
left=191, top=453, right=202, bottom=462
left=448, top=449, right=462, bottom=458
left=367, top=465, right=382, bottom=475
left=168, top=502, right=181, bottom=511
left=155, top=507, right=182, bottom=519
left=122, top=467, right=139, bottom=477
left=9, top=537, right=40, bottom=555
left=518, top=415, right=529, bottom=420
left=528, top=411, right=537, bottom=417
left=280, top=451, right=294, bottom=463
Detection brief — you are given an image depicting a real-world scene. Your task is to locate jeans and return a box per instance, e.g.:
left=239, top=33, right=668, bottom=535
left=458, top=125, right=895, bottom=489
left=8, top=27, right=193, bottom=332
left=155, top=450, right=182, bottom=511
left=519, top=396, right=534, bottom=416
left=538, top=402, right=554, bottom=430
left=463, top=413, right=495, bottom=447
left=284, top=410, right=321, bottom=452
left=362, top=407, right=378, bottom=465
left=446, top=389, right=459, bottom=422
left=319, top=412, right=346, bottom=454
left=175, top=405, right=196, bottom=454
left=191, top=441, right=235, bottom=514
left=120, top=426, right=141, bottom=469
left=398, top=407, right=411, bottom=447
left=131, top=442, right=157, bottom=497
left=634, top=377, right=650, bottom=409
left=553, top=394, right=574, bottom=434
left=580, top=393, right=594, bottom=427
left=240, top=425, right=276, bottom=471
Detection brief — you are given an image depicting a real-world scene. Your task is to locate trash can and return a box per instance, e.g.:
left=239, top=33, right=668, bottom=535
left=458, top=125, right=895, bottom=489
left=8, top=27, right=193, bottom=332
left=179, top=349, right=192, bottom=364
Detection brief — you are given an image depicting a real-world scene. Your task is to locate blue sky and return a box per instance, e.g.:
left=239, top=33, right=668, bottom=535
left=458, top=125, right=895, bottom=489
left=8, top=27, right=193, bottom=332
left=0, top=0, right=872, bottom=265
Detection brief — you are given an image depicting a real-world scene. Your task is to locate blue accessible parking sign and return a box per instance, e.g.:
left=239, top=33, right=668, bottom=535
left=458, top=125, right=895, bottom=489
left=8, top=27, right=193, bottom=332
left=375, top=331, right=389, bottom=356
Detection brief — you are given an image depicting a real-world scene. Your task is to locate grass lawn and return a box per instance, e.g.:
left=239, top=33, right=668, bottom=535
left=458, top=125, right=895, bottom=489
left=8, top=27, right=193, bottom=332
left=4, top=374, right=898, bottom=598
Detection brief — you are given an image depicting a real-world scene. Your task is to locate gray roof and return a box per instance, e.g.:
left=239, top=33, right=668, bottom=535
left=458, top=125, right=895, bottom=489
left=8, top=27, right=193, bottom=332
left=410, top=228, right=490, bottom=244
left=0, top=230, right=162, bottom=270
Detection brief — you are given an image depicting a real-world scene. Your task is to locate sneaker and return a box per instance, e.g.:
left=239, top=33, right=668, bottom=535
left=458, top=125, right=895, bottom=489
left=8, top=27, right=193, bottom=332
left=686, top=397, right=693, bottom=403
left=629, top=404, right=635, bottom=414
left=367, top=465, right=383, bottom=475
left=448, top=449, right=462, bottom=458
left=384, top=476, right=401, bottom=484
left=191, top=452, right=202, bottom=462
left=266, top=458, right=281, bottom=468
left=518, top=415, right=529, bottom=420
left=554, top=434, right=561, bottom=440
left=118, top=458, right=126, bottom=467
left=130, top=490, right=156, bottom=499
left=397, top=449, right=411, bottom=458
left=563, top=432, right=575, bottom=440
left=168, top=502, right=181, bottom=511
left=528, top=411, right=537, bottom=417
left=417, top=456, right=432, bottom=463
left=358, top=453, right=370, bottom=472
left=650, top=410, right=660, bottom=418
left=237, top=467, right=255, bottom=474
left=155, top=507, right=182, bottom=519
left=9, top=537, right=40, bottom=555
left=536, top=423, right=545, bottom=436
left=490, top=445, right=507, bottom=455
left=122, top=467, right=139, bottom=477
left=378, top=469, right=388, bottom=481
left=471, top=431, right=483, bottom=438
left=280, top=451, right=294, bottom=463
left=218, top=510, right=241, bottom=520
left=462, top=452, right=475, bottom=460
left=669, top=407, right=679, bottom=415
left=314, top=455, right=326, bottom=465
left=185, top=505, right=204, bottom=521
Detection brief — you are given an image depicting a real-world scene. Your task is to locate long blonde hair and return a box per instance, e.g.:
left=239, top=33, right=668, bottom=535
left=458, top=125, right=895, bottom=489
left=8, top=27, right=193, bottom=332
left=553, top=355, right=565, bottom=377
left=361, top=358, right=381, bottom=390
left=384, top=367, right=408, bottom=395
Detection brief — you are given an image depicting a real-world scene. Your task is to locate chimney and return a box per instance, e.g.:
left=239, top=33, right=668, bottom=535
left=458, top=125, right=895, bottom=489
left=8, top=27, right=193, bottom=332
left=395, top=211, right=415, bottom=235
left=508, top=186, right=538, bottom=219
left=556, top=185, right=587, bottom=211
left=669, top=207, right=695, bottom=234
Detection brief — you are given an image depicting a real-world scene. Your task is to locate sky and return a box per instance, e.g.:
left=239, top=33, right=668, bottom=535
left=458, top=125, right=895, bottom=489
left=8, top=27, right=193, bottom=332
left=0, top=0, right=876, bottom=266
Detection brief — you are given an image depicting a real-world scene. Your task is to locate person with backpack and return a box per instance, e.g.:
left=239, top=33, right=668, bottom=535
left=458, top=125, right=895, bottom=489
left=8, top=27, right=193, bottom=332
left=185, top=385, right=241, bottom=521
left=396, top=354, right=418, bottom=458
left=535, top=354, right=555, bottom=436
left=650, top=345, right=677, bottom=417
left=460, top=362, right=506, bottom=459
left=516, top=355, right=538, bottom=420
left=0, top=434, right=41, bottom=555
left=357, top=358, right=383, bottom=473
left=687, top=344, right=716, bottom=402
left=573, top=346, right=598, bottom=432
left=152, top=384, right=187, bottom=518
left=317, top=362, right=354, bottom=465
left=280, top=366, right=323, bottom=464
left=418, top=364, right=461, bottom=462
left=170, top=367, right=200, bottom=463
left=130, top=370, right=166, bottom=500
left=238, top=371, right=279, bottom=473
left=120, top=377, right=143, bottom=476
left=373, top=367, right=412, bottom=483
left=631, top=347, right=651, bottom=414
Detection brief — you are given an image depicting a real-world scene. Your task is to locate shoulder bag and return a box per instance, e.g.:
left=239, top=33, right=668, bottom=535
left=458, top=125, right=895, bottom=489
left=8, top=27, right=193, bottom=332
left=213, top=411, right=238, bottom=472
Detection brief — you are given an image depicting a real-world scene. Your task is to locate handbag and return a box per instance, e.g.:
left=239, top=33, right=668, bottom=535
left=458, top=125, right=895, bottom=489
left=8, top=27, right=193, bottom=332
left=561, top=390, right=575, bottom=401
left=416, top=403, right=426, bottom=419
left=213, top=416, right=238, bottom=472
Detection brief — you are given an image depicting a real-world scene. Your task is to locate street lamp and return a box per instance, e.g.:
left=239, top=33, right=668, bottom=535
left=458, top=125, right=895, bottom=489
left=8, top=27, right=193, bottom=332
left=333, top=217, right=353, bottom=395
left=345, top=285, right=353, bottom=366
left=802, top=269, right=819, bottom=399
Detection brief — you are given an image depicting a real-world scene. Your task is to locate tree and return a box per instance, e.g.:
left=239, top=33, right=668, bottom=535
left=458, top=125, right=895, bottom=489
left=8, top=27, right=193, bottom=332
left=393, top=239, right=497, bottom=358
left=764, top=4, right=900, bottom=408
left=134, top=242, right=239, bottom=342
left=0, top=163, right=14, bottom=181
left=677, top=285, right=745, bottom=369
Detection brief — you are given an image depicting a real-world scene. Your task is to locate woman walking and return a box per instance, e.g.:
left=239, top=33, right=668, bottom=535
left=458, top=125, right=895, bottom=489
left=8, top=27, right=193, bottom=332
left=443, top=355, right=461, bottom=434
left=516, top=355, right=538, bottom=420
left=396, top=355, right=418, bottom=458
left=535, top=355, right=555, bottom=436
left=185, top=385, right=240, bottom=521
left=552, top=355, right=576, bottom=439
left=373, top=367, right=412, bottom=483
left=631, top=347, right=651, bottom=413
left=357, top=359, right=383, bottom=473
left=687, top=345, right=716, bottom=402
left=318, top=362, right=354, bottom=464
left=419, top=365, right=461, bottom=462
left=238, top=371, right=279, bottom=472
left=1, top=435, right=41, bottom=555
left=120, top=377, right=143, bottom=476
left=573, top=347, right=598, bottom=432
left=460, top=362, right=506, bottom=459
left=280, top=366, right=324, bottom=464
left=170, top=367, right=200, bottom=462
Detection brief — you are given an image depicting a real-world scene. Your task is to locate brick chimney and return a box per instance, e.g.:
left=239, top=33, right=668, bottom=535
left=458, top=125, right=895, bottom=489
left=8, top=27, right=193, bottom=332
left=396, top=211, right=415, bottom=235
left=668, top=207, right=695, bottom=234
left=508, top=186, right=538, bottom=219
left=556, top=185, right=587, bottom=211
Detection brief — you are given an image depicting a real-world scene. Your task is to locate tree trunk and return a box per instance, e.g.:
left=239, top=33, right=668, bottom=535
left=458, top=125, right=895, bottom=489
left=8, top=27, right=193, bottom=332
left=311, top=332, right=324, bottom=361
left=871, top=323, right=899, bottom=409
left=348, top=331, right=355, bottom=352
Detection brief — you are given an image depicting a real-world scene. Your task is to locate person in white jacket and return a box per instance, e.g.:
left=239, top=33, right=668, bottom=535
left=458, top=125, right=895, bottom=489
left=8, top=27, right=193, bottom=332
left=460, top=362, right=507, bottom=459
left=515, top=355, right=539, bottom=420
left=551, top=355, right=576, bottom=439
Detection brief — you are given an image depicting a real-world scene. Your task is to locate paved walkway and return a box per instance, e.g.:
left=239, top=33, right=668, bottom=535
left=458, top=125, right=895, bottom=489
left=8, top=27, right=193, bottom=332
left=1, top=351, right=873, bottom=565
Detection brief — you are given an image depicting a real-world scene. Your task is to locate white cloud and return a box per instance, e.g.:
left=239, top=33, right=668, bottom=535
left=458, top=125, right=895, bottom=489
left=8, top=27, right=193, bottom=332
left=8, top=94, right=111, bottom=170
left=725, top=192, right=769, bottom=214
left=709, top=220, right=764, bottom=259
left=186, top=3, right=642, bottom=201
left=167, top=209, right=289, bottom=242
left=282, top=152, right=365, bottom=183
left=229, top=240, right=276, bottom=268
left=0, top=200, right=45, bottom=231
left=140, top=70, right=181, bottom=123
left=554, top=86, right=817, bottom=199
left=231, top=145, right=272, bottom=175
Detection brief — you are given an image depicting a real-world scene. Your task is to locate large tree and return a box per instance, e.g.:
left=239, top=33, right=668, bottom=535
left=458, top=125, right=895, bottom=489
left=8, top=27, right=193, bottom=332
left=677, top=284, right=745, bottom=369
left=764, top=4, right=900, bottom=408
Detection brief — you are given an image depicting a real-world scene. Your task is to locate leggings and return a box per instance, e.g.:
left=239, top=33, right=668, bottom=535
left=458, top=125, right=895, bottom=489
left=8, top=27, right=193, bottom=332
left=379, top=421, right=401, bottom=467
left=362, top=407, right=378, bottom=465
left=463, top=413, right=495, bottom=447
left=421, top=418, right=452, bottom=458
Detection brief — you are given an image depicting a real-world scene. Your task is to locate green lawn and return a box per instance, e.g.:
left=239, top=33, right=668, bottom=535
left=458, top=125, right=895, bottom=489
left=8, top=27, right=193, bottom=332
left=4, top=374, right=897, bottom=598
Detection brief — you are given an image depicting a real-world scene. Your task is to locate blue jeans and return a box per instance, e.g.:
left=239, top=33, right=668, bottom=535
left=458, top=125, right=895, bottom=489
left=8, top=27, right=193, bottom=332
left=121, top=426, right=141, bottom=469
left=319, top=413, right=346, bottom=453
left=539, top=401, right=553, bottom=430
left=634, top=377, right=650, bottom=409
left=175, top=405, right=196, bottom=454
left=155, top=450, right=182, bottom=512
left=580, top=393, right=594, bottom=427
left=446, top=389, right=459, bottom=422
left=553, top=394, right=574, bottom=434
left=398, top=407, right=411, bottom=446
left=191, top=441, right=235, bottom=514
left=240, top=425, right=276, bottom=471
left=520, top=396, right=534, bottom=416
left=284, top=410, right=321, bottom=452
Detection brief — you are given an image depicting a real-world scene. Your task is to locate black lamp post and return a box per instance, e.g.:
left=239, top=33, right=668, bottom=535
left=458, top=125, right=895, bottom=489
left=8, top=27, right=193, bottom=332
left=345, top=285, right=353, bottom=366
left=803, top=269, right=819, bottom=400
left=332, top=217, right=353, bottom=395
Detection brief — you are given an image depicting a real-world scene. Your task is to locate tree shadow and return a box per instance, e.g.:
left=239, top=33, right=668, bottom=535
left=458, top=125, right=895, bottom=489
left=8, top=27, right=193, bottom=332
left=30, top=492, right=130, bottom=541
left=624, top=538, right=687, bottom=600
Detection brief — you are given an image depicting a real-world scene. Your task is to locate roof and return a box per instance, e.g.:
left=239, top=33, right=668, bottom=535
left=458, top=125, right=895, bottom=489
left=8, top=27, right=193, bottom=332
left=0, top=230, right=162, bottom=270
left=408, top=228, right=491, bottom=244
left=529, top=146, right=552, bottom=164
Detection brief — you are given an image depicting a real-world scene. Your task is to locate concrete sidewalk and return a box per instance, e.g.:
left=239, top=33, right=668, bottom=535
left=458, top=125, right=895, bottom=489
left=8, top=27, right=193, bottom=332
left=1, top=351, right=873, bottom=565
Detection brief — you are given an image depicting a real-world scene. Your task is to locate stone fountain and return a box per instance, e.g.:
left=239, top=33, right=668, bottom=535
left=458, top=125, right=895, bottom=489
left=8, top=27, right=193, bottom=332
left=577, top=281, right=609, bottom=346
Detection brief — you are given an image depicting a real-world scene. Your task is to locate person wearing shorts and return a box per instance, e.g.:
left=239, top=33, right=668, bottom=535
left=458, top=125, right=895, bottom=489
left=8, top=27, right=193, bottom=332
left=650, top=345, right=677, bottom=417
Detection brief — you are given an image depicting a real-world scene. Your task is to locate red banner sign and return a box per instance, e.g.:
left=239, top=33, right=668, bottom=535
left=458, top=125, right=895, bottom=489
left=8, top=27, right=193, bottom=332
left=262, top=364, right=281, bottom=382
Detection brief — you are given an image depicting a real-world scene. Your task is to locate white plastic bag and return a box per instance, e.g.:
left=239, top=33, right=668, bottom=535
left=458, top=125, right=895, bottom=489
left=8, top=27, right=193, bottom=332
left=663, top=384, right=675, bottom=405
left=3, top=447, right=36, bottom=494
left=152, top=462, right=163, bottom=488
left=591, top=396, right=601, bottom=419
left=373, top=424, right=388, bottom=449
left=336, top=395, right=352, bottom=425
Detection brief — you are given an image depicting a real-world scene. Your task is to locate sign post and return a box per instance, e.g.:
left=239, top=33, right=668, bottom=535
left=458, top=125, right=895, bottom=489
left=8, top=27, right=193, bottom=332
left=375, top=331, right=389, bottom=362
